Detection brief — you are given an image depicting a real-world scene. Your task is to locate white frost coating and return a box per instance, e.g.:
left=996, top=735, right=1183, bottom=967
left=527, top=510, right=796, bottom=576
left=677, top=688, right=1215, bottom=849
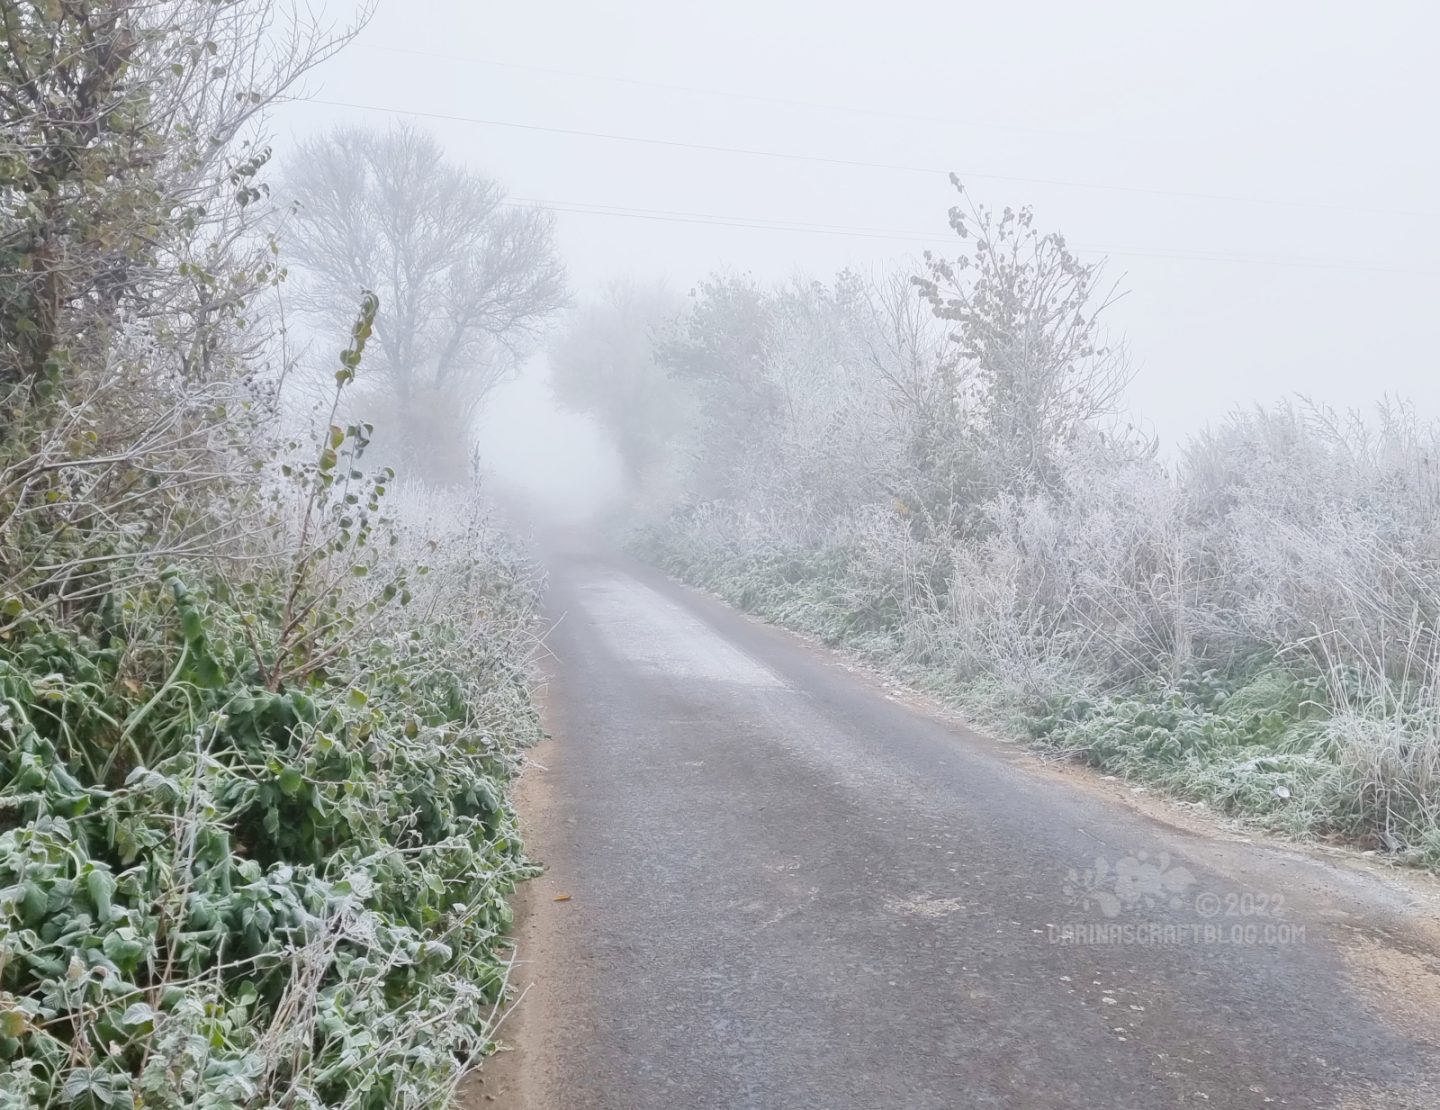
left=576, top=572, right=785, bottom=688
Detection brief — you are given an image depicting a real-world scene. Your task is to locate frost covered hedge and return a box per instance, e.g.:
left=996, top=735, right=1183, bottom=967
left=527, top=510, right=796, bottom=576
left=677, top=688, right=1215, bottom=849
left=0, top=533, right=540, bottom=1107
left=638, top=402, right=1440, bottom=864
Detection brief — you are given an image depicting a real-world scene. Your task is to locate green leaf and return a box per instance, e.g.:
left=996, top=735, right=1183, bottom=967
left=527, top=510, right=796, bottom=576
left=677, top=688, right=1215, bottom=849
left=102, top=930, right=146, bottom=966
left=120, top=1002, right=155, bottom=1028
left=192, top=654, right=224, bottom=689
left=22, top=881, right=47, bottom=922
left=61, top=1070, right=103, bottom=1105
left=278, top=767, right=304, bottom=796
left=86, top=870, right=115, bottom=920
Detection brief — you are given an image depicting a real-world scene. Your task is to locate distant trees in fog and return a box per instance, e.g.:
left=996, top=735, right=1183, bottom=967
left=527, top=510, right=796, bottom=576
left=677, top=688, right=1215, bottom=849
left=548, top=280, right=691, bottom=496
left=552, top=180, right=1136, bottom=527
left=284, top=123, right=566, bottom=484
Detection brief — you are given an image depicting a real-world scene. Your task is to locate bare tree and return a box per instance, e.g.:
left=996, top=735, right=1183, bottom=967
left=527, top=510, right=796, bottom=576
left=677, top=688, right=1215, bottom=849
left=283, top=123, right=566, bottom=482
left=915, top=175, right=1133, bottom=499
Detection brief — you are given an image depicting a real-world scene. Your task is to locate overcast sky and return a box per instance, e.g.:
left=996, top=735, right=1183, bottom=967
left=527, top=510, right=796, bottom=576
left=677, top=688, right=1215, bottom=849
left=275, top=0, right=1439, bottom=462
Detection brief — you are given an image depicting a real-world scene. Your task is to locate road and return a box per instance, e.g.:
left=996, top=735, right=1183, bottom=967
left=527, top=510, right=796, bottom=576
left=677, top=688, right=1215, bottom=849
left=465, top=548, right=1440, bottom=1110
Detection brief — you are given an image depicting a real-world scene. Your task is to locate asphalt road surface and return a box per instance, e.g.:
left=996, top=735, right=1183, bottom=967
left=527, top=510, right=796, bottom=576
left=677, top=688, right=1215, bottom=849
left=466, top=548, right=1440, bottom=1110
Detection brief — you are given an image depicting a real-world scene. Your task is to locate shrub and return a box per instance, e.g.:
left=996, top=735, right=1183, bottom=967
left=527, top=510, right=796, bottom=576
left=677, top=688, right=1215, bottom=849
left=0, top=318, right=543, bottom=1107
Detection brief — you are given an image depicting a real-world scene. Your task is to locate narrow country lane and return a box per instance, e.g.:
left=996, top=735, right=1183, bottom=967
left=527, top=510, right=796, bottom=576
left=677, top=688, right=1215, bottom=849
left=467, top=547, right=1440, bottom=1110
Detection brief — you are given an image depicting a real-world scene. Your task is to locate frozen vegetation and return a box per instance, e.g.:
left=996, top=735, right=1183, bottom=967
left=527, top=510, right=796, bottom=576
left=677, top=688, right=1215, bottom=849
left=0, top=3, right=557, bottom=1105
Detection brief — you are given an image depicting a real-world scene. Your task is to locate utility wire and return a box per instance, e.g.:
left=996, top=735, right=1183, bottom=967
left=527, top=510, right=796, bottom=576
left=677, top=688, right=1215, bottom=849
left=509, top=197, right=951, bottom=241
left=300, top=95, right=1435, bottom=221
left=504, top=197, right=1440, bottom=277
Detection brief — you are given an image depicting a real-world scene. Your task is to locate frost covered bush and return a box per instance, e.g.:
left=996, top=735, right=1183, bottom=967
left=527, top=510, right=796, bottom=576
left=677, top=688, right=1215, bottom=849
left=0, top=326, right=543, bottom=1110
left=0, top=562, right=538, bottom=1108
left=0, top=278, right=544, bottom=1106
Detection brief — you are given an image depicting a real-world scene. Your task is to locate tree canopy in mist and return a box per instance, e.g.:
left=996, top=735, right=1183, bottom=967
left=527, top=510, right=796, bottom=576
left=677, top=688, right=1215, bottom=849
left=284, top=122, right=566, bottom=482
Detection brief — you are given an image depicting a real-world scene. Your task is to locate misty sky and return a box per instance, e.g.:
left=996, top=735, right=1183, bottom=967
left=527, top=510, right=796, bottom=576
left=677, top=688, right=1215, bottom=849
left=276, top=0, right=1439, bottom=459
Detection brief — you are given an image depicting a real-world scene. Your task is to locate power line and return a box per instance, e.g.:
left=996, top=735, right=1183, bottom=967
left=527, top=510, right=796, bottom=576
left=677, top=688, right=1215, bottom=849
left=508, top=197, right=950, bottom=242
left=504, top=197, right=1440, bottom=277
left=300, top=95, right=1435, bottom=221
left=352, top=42, right=1063, bottom=137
